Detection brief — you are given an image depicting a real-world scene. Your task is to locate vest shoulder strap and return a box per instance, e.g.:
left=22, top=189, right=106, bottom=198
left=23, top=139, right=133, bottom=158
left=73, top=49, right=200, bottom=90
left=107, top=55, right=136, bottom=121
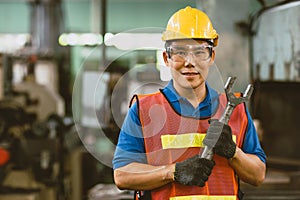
left=129, top=92, right=161, bottom=108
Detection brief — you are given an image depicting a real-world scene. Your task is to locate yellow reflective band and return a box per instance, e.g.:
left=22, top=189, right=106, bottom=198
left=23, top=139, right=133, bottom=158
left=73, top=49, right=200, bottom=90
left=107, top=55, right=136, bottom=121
left=233, top=135, right=236, bottom=143
left=170, top=195, right=236, bottom=200
left=161, top=133, right=236, bottom=149
left=161, top=133, right=205, bottom=149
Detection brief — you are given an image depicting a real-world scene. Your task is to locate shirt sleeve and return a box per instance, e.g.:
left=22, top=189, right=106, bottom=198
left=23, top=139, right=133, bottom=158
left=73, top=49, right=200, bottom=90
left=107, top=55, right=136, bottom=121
left=242, top=108, right=267, bottom=163
left=112, top=102, right=147, bottom=169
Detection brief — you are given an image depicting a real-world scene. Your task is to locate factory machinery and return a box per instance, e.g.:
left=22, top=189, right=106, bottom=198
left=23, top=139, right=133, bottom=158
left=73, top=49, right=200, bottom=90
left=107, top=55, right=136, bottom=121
left=0, top=0, right=79, bottom=199
left=240, top=1, right=300, bottom=199
left=0, top=1, right=300, bottom=200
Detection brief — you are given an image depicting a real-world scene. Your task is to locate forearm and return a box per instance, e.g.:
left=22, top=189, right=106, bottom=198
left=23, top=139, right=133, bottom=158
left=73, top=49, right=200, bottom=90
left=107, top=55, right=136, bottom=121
left=229, top=147, right=266, bottom=186
left=114, top=162, right=175, bottom=190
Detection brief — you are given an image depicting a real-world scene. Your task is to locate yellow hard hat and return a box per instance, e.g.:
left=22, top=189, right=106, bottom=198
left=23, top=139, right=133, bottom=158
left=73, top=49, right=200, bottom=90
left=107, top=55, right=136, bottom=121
left=162, top=6, right=219, bottom=46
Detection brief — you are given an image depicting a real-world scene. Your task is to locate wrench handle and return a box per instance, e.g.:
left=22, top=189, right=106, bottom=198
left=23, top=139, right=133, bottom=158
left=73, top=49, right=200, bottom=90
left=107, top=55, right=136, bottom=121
left=201, top=146, right=214, bottom=159
left=200, top=104, right=234, bottom=160
left=200, top=77, right=253, bottom=160
left=219, top=104, right=235, bottom=124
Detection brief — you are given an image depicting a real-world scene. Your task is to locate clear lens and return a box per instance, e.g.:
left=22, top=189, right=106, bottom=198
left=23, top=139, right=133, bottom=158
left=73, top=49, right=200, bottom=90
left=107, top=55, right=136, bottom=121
left=167, top=44, right=212, bottom=62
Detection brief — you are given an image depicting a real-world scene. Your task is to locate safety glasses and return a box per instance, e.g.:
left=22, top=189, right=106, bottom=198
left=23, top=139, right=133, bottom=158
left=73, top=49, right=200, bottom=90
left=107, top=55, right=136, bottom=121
left=166, top=44, right=213, bottom=63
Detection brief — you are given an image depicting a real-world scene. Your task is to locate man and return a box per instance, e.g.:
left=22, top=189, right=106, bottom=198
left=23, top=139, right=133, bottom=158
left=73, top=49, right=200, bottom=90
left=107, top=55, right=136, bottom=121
left=113, top=6, right=266, bottom=200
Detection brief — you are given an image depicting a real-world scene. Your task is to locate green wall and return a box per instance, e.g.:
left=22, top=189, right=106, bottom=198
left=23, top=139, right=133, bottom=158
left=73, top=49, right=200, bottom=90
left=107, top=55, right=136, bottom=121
left=0, top=0, right=196, bottom=33
left=107, top=1, right=196, bottom=32
left=0, top=3, right=30, bottom=33
left=63, top=1, right=91, bottom=32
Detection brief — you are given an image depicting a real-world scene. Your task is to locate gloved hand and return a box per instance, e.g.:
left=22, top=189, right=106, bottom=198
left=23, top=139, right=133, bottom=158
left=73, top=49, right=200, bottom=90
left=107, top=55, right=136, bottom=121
left=203, top=120, right=236, bottom=159
left=174, top=155, right=215, bottom=187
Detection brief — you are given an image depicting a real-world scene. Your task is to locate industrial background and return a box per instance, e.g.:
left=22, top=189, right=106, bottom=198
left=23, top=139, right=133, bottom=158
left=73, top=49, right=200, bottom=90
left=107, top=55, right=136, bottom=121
left=0, top=0, right=300, bottom=200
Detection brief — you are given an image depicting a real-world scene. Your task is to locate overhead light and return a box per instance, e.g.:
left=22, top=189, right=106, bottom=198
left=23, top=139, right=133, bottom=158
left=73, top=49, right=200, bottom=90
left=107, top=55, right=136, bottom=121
left=80, top=33, right=102, bottom=46
left=104, top=32, right=164, bottom=50
left=58, top=33, right=103, bottom=46
left=0, top=34, right=30, bottom=53
left=58, top=31, right=164, bottom=50
left=58, top=33, right=68, bottom=46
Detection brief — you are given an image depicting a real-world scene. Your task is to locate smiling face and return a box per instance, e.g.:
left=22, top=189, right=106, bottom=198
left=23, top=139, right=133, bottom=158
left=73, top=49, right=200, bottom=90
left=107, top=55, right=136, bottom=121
left=163, top=39, right=215, bottom=96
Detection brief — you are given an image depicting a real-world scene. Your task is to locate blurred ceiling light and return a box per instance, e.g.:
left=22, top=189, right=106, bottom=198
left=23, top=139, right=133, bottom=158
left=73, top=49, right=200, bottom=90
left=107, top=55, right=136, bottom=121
left=104, top=33, right=164, bottom=50
left=58, top=33, right=103, bottom=46
left=80, top=33, right=102, bottom=46
left=0, top=34, right=30, bottom=53
left=58, top=33, right=68, bottom=46
left=67, top=33, right=79, bottom=46
left=58, top=32, right=164, bottom=49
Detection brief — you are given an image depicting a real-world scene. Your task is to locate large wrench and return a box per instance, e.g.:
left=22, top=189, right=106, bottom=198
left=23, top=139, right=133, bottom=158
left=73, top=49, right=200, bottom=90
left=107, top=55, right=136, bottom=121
left=201, top=77, right=254, bottom=159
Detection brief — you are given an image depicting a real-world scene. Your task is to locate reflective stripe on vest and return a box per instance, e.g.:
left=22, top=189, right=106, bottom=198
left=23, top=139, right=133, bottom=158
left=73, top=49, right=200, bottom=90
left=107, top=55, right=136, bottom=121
left=161, top=133, right=236, bottom=149
left=136, top=91, right=248, bottom=200
left=170, top=195, right=236, bottom=200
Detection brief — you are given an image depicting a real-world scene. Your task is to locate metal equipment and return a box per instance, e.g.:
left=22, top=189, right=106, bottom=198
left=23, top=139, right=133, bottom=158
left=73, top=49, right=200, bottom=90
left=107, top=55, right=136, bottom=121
left=201, top=76, right=254, bottom=160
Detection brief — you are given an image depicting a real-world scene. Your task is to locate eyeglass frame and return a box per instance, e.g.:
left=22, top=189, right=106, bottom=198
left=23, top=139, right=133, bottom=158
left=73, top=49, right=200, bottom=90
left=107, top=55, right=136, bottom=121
left=165, top=44, right=213, bottom=62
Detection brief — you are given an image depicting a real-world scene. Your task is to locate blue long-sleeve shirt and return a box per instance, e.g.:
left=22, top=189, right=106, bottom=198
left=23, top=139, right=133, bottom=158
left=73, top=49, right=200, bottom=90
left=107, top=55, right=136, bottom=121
left=113, top=81, right=266, bottom=169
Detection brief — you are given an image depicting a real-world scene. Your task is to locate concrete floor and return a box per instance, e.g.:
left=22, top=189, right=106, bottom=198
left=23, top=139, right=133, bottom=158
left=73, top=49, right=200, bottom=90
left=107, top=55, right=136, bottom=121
left=241, top=168, right=300, bottom=200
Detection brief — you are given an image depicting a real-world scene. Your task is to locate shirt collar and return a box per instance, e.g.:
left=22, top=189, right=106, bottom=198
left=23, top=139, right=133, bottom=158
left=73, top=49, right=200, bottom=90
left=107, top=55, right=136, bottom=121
left=162, top=80, right=219, bottom=106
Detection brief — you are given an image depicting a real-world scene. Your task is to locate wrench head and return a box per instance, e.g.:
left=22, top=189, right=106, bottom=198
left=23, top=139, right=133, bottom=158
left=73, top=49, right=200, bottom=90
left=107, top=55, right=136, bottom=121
left=224, top=76, right=236, bottom=94
left=243, top=84, right=254, bottom=101
left=224, top=77, right=254, bottom=107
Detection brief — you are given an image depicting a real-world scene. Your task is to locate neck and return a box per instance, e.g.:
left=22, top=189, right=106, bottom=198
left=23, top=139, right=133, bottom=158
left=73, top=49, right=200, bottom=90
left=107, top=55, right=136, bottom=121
left=174, top=83, right=207, bottom=108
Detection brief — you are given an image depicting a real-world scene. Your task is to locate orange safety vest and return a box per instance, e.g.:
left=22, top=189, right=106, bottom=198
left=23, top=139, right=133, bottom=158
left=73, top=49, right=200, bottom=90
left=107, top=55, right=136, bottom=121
left=133, top=91, right=248, bottom=200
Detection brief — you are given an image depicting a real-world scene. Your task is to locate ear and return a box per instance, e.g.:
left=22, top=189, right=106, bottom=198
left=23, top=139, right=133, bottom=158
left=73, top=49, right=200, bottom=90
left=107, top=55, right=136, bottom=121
left=209, top=49, right=216, bottom=66
left=163, top=51, right=170, bottom=67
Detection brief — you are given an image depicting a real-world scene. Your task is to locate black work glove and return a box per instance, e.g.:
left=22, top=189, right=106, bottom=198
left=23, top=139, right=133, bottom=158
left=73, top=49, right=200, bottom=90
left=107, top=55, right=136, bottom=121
left=203, top=120, right=236, bottom=159
left=174, top=155, right=215, bottom=187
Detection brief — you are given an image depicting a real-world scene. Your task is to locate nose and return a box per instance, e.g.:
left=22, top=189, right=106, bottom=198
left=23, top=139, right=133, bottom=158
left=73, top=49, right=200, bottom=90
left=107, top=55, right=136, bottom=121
left=184, top=52, right=196, bottom=66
